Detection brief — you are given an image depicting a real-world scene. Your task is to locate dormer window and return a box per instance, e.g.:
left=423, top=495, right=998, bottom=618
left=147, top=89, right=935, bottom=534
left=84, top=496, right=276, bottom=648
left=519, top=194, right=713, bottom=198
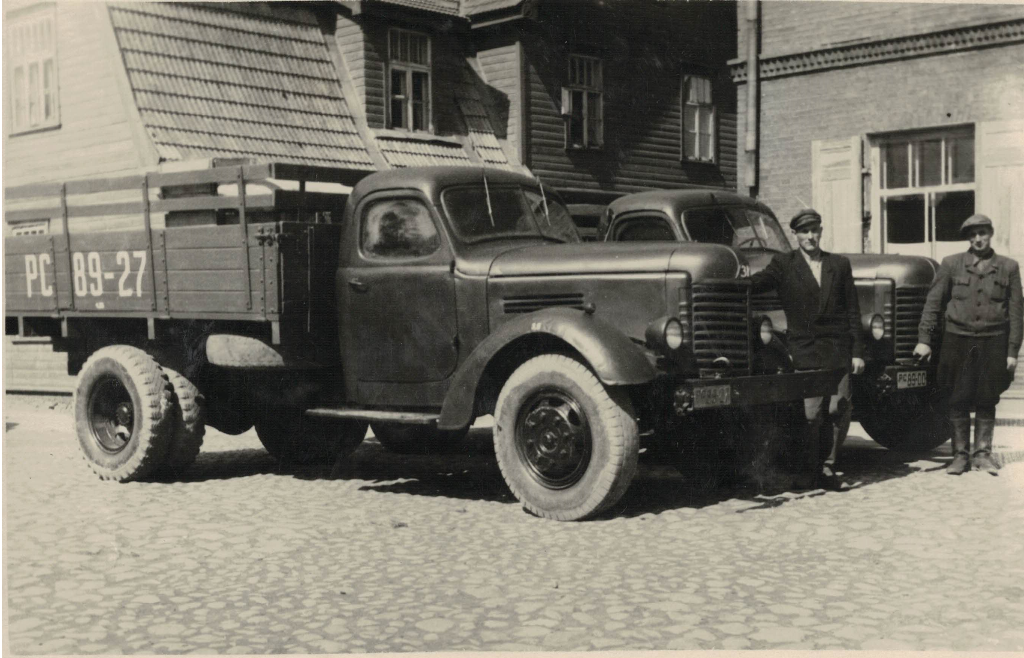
left=5, top=5, right=60, bottom=134
left=562, top=55, right=603, bottom=149
left=387, top=29, right=431, bottom=132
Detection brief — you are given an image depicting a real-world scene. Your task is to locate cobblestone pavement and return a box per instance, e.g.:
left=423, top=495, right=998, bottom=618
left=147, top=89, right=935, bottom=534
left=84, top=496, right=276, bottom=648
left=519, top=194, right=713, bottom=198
left=4, top=394, right=1024, bottom=654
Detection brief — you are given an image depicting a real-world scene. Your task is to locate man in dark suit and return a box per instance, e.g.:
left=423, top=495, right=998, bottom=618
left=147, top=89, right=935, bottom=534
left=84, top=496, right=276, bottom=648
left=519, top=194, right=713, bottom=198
left=750, top=209, right=865, bottom=490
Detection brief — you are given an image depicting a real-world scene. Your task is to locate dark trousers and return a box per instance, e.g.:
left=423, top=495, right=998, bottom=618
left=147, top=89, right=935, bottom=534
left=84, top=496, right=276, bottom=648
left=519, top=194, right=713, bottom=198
left=938, top=331, right=1011, bottom=418
left=802, top=372, right=852, bottom=472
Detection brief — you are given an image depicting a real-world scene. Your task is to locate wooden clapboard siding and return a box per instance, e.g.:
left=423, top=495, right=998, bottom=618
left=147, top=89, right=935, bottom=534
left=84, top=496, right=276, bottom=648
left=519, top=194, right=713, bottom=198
left=336, top=14, right=375, bottom=126
left=2, top=3, right=154, bottom=202
left=357, top=20, right=389, bottom=130
left=4, top=337, right=76, bottom=393
left=521, top=0, right=737, bottom=195
left=476, top=33, right=520, bottom=160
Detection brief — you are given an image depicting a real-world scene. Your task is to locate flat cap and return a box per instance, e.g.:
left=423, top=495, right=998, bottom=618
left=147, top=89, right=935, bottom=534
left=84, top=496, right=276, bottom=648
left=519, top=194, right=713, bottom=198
left=790, top=208, right=822, bottom=232
left=960, top=213, right=994, bottom=236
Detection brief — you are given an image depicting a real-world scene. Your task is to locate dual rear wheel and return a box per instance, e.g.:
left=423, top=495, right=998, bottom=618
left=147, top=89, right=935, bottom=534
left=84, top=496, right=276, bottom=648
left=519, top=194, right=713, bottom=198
left=74, top=346, right=204, bottom=481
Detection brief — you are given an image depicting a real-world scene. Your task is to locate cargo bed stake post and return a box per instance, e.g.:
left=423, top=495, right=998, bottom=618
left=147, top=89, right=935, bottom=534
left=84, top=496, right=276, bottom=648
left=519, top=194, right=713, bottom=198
left=142, top=176, right=157, bottom=311
left=238, top=167, right=252, bottom=310
left=60, top=183, right=75, bottom=310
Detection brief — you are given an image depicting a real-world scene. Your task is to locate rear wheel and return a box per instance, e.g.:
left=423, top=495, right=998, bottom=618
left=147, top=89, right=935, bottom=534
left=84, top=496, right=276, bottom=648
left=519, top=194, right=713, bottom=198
left=493, top=355, right=639, bottom=521
left=254, top=406, right=367, bottom=465
left=74, top=346, right=175, bottom=481
left=856, top=388, right=951, bottom=452
left=370, top=422, right=467, bottom=454
left=159, top=368, right=206, bottom=476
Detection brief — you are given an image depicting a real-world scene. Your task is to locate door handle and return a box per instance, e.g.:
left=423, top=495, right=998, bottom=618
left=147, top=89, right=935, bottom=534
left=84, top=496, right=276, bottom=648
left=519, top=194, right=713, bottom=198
left=348, top=278, right=369, bottom=292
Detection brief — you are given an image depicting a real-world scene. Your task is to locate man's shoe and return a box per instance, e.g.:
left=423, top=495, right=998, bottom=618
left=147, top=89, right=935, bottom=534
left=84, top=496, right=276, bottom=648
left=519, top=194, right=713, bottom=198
left=791, top=474, right=817, bottom=491
left=972, top=417, right=999, bottom=475
left=946, top=453, right=970, bottom=475
left=947, top=414, right=971, bottom=475
left=818, top=470, right=844, bottom=491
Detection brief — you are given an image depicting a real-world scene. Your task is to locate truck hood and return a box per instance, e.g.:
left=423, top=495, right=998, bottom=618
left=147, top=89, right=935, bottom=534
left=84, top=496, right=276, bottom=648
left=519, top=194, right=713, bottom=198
left=482, top=242, right=744, bottom=279
left=742, top=249, right=938, bottom=286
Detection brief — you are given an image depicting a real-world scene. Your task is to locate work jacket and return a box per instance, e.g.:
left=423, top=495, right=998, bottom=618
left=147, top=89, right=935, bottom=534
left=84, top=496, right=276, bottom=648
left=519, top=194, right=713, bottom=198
left=918, top=249, right=1024, bottom=357
left=750, top=250, right=863, bottom=371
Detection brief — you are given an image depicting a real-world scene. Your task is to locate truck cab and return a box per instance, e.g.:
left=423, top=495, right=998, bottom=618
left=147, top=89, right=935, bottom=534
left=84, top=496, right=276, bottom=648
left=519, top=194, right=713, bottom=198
left=600, top=189, right=948, bottom=452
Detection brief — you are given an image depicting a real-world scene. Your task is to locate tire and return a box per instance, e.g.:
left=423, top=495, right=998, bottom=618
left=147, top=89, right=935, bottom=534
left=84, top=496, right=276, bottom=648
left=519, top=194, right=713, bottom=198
left=254, top=406, right=368, bottom=465
left=856, top=385, right=951, bottom=452
left=205, top=403, right=254, bottom=436
left=493, top=354, right=640, bottom=521
left=74, top=346, right=175, bottom=482
left=370, top=422, right=467, bottom=454
left=159, top=368, right=206, bottom=476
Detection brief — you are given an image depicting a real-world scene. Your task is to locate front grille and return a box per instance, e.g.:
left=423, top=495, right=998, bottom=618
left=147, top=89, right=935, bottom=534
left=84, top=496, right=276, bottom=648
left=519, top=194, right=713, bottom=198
left=895, top=286, right=929, bottom=359
left=752, top=290, right=783, bottom=316
left=684, top=281, right=752, bottom=373
left=503, top=293, right=585, bottom=314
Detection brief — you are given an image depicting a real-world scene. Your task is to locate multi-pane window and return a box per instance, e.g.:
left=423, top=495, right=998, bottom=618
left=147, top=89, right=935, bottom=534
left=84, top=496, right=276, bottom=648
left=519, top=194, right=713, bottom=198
left=388, top=29, right=431, bottom=132
left=5, top=6, right=60, bottom=134
left=562, top=55, right=603, bottom=149
left=879, top=128, right=975, bottom=260
left=682, top=74, right=715, bottom=162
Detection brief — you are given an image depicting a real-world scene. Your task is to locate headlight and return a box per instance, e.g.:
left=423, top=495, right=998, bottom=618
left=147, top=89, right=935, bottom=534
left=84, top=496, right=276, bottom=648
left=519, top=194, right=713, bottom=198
left=758, top=316, right=774, bottom=346
left=645, top=316, right=684, bottom=353
left=870, top=314, right=885, bottom=341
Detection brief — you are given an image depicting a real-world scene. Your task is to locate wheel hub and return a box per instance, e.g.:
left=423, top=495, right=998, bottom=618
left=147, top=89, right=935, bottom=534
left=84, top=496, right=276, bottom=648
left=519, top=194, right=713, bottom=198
left=89, top=376, right=135, bottom=453
left=516, top=390, right=591, bottom=488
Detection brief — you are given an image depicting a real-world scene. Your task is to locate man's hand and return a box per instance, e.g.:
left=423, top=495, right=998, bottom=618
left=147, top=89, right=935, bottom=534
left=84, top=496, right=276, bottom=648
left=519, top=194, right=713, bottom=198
left=851, top=357, right=865, bottom=375
left=913, top=343, right=932, bottom=362
left=1008, top=356, right=1018, bottom=372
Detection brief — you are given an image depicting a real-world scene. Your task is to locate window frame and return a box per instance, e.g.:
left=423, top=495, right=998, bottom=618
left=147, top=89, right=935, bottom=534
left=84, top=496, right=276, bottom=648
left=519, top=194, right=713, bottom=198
left=608, top=211, right=679, bottom=242
left=562, top=54, right=604, bottom=150
left=386, top=28, right=432, bottom=133
left=681, top=73, right=715, bottom=163
left=874, top=126, right=976, bottom=258
left=358, top=196, right=443, bottom=262
left=5, top=4, right=61, bottom=135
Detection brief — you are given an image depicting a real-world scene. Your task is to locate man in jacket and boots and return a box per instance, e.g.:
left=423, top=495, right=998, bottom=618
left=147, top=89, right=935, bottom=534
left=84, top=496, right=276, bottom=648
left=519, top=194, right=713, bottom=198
left=750, top=209, right=865, bottom=490
left=914, top=214, right=1023, bottom=475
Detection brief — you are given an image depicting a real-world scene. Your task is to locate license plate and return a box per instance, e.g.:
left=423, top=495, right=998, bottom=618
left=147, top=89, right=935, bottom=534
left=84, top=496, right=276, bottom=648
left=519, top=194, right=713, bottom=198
left=897, top=369, right=927, bottom=389
left=693, top=384, right=731, bottom=409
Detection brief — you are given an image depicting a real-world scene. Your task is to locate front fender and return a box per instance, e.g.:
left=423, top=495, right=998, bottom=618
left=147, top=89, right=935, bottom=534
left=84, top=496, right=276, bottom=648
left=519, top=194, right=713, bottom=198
left=438, top=307, right=656, bottom=430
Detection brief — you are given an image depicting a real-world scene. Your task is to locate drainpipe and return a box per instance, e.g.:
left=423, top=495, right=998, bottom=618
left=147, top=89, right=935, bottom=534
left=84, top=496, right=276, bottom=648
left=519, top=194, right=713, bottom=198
left=744, top=0, right=759, bottom=196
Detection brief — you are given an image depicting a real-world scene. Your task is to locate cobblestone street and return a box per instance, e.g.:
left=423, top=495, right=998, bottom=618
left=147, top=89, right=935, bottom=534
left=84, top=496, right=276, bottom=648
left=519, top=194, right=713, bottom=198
left=4, top=394, right=1024, bottom=654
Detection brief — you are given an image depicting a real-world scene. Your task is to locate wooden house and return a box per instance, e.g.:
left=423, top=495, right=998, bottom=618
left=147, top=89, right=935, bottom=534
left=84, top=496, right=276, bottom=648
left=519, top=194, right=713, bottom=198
left=3, top=0, right=738, bottom=391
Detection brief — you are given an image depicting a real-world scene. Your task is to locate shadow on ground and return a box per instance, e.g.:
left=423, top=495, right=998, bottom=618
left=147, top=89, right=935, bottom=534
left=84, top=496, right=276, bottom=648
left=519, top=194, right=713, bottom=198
left=151, top=427, right=950, bottom=518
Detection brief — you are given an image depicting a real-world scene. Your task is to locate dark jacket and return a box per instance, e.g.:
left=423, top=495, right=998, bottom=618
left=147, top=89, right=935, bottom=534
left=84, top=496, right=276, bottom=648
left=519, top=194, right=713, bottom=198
left=917, top=250, right=1024, bottom=357
left=750, top=250, right=863, bottom=370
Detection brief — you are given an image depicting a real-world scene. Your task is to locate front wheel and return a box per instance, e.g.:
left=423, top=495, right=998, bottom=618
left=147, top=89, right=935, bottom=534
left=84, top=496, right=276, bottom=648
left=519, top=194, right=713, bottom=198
left=254, top=406, right=367, bottom=465
left=493, top=355, right=639, bottom=521
left=856, top=388, right=951, bottom=452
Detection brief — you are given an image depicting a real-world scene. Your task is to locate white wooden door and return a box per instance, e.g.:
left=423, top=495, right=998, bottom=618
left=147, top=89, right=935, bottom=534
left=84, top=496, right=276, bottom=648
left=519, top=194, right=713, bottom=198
left=811, top=136, right=863, bottom=254
left=977, top=120, right=1024, bottom=263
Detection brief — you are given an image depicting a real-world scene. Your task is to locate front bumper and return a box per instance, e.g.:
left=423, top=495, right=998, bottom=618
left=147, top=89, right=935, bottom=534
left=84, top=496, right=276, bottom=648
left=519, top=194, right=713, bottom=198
left=672, top=367, right=845, bottom=415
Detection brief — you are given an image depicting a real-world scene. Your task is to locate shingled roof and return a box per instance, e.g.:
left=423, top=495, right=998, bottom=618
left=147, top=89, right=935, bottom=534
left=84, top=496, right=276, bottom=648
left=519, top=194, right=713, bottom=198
left=108, top=2, right=375, bottom=169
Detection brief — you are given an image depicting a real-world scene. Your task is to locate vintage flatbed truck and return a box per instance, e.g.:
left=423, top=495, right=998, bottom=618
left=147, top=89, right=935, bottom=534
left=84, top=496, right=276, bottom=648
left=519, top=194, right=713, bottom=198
left=4, top=163, right=842, bottom=520
left=598, top=189, right=948, bottom=452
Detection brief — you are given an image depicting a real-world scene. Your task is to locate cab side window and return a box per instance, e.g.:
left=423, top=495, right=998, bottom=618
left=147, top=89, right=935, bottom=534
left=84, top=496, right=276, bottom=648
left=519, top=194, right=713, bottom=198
left=613, top=216, right=675, bottom=241
left=361, top=198, right=440, bottom=259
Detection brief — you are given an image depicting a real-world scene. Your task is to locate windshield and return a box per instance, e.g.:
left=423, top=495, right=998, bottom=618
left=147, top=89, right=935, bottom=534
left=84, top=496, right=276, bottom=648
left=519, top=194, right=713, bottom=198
left=683, top=206, right=790, bottom=252
left=442, top=185, right=580, bottom=244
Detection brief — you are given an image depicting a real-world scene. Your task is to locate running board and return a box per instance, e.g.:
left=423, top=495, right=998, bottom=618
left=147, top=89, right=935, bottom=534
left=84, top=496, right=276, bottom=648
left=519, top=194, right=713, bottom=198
left=305, top=407, right=439, bottom=425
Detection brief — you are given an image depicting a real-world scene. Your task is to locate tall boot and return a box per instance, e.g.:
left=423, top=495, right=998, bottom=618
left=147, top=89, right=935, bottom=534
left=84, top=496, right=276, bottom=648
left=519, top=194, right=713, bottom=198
left=972, top=411, right=999, bottom=475
left=946, top=413, right=971, bottom=475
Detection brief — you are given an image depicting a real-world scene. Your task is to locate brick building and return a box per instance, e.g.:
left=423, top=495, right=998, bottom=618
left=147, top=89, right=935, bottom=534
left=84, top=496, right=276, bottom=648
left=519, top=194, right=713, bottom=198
left=732, top=2, right=1024, bottom=261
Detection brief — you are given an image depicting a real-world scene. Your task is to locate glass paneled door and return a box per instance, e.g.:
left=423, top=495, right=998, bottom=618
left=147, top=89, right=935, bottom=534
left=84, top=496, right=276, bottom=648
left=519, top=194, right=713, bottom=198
left=879, top=129, right=975, bottom=260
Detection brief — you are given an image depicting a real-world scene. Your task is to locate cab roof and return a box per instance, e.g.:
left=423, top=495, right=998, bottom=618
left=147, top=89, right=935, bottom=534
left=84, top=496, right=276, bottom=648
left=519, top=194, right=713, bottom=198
left=351, top=166, right=541, bottom=203
left=607, top=188, right=776, bottom=219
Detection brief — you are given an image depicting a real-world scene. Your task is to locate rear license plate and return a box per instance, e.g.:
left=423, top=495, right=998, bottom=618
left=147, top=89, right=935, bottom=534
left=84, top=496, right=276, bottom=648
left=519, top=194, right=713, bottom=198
left=897, top=369, right=927, bottom=389
left=693, top=384, right=731, bottom=409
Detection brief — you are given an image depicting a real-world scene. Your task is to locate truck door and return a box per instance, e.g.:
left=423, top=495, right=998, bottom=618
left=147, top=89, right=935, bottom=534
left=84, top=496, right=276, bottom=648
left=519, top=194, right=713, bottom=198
left=338, top=194, right=458, bottom=386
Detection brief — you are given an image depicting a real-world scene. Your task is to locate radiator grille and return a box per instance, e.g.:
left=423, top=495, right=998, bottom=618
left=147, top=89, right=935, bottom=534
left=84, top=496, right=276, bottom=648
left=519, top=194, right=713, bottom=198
left=686, top=281, right=752, bottom=372
left=895, top=286, right=929, bottom=359
left=503, top=293, right=585, bottom=314
left=752, top=290, right=783, bottom=315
